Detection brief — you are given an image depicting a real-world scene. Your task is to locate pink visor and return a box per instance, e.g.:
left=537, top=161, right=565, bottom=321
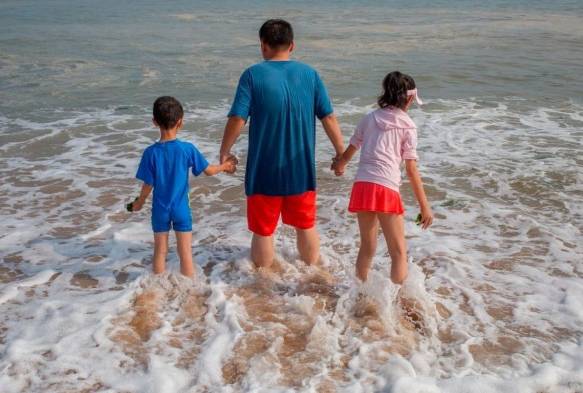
left=407, top=88, right=423, bottom=105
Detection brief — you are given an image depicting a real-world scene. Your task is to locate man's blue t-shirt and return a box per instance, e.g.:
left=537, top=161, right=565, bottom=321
left=136, top=139, right=209, bottom=211
left=228, top=60, right=333, bottom=196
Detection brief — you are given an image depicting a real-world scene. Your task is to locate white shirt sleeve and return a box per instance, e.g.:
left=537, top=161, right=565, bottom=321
left=401, top=128, right=418, bottom=160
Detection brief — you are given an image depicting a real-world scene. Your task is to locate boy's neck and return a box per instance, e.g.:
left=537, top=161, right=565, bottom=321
left=159, top=129, right=178, bottom=142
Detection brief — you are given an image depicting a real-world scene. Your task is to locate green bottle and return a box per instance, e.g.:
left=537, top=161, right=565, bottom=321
left=126, top=197, right=139, bottom=212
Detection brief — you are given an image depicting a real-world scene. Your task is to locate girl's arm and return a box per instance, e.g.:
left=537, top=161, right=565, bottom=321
left=332, top=144, right=358, bottom=176
left=203, top=157, right=237, bottom=176
left=131, top=183, right=153, bottom=211
left=405, top=159, right=433, bottom=229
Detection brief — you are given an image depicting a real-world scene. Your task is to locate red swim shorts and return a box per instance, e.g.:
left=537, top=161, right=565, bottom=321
left=348, top=182, right=404, bottom=214
left=247, top=191, right=316, bottom=236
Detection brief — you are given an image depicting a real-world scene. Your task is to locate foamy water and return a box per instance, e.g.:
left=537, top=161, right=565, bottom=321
left=1, top=97, right=582, bottom=392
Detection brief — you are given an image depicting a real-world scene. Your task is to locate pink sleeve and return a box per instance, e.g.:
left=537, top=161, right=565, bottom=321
left=401, top=128, right=418, bottom=160
left=349, top=117, right=366, bottom=149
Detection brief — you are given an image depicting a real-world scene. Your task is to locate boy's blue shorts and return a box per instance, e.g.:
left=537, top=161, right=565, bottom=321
left=151, top=204, right=192, bottom=233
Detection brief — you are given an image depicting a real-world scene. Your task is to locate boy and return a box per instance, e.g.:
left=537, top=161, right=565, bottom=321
left=131, top=96, right=236, bottom=277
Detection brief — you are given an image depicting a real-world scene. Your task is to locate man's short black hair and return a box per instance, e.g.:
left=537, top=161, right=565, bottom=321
left=153, top=96, right=184, bottom=130
left=259, top=19, right=294, bottom=50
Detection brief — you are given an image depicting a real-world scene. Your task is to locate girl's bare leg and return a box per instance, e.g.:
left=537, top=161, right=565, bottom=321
left=356, top=212, right=379, bottom=282
left=378, top=213, right=408, bottom=284
left=175, top=231, right=194, bottom=278
left=153, top=232, right=169, bottom=274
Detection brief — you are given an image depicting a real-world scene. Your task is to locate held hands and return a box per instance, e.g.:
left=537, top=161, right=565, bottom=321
left=220, top=152, right=238, bottom=174
left=330, top=146, right=356, bottom=177
left=222, top=155, right=238, bottom=174
left=331, top=154, right=346, bottom=176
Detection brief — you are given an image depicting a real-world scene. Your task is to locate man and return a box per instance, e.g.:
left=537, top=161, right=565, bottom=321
left=220, top=19, right=344, bottom=268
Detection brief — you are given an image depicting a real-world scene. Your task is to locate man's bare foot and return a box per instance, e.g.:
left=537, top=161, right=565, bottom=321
left=353, top=293, right=379, bottom=319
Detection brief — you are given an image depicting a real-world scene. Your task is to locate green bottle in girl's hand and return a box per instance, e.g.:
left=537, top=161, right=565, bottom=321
left=415, top=213, right=423, bottom=225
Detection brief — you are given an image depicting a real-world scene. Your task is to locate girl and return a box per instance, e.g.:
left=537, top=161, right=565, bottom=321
left=332, top=71, right=433, bottom=284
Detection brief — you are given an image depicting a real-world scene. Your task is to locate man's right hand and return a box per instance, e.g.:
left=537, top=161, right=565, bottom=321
left=220, top=153, right=238, bottom=174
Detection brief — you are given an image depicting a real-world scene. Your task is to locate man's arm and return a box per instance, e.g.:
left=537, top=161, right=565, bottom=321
left=320, top=114, right=345, bottom=158
left=219, top=116, right=246, bottom=165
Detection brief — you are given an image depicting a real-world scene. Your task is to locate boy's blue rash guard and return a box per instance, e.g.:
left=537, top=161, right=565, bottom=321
left=136, top=139, right=209, bottom=232
left=228, top=60, right=334, bottom=196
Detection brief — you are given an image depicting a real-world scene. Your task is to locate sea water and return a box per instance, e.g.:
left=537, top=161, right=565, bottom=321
left=1, top=0, right=582, bottom=392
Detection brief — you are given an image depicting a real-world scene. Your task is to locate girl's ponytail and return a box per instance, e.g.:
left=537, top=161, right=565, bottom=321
left=378, top=71, right=416, bottom=110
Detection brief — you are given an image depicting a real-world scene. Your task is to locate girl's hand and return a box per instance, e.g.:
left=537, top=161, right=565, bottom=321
left=331, top=156, right=346, bottom=176
left=331, top=146, right=357, bottom=177
left=420, top=206, right=433, bottom=229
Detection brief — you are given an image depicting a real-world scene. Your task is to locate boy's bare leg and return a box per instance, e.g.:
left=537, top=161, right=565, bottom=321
left=251, top=233, right=275, bottom=268
left=296, top=227, right=320, bottom=265
left=153, top=232, right=169, bottom=274
left=356, top=212, right=379, bottom=282
left=378, top=213, right=408, bottom=284
left=175, top=231, right=194, bottom=278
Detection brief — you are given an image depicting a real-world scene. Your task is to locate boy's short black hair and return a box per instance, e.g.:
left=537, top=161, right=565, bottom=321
left=153, top=96, right=184, bottom=130
left=378, top=71, right=416, bottom=110
left=259, top=19, right=294, bottom=50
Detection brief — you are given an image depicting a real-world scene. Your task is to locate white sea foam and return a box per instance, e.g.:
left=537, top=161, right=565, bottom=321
left=0, top=98, right=582, bottom=392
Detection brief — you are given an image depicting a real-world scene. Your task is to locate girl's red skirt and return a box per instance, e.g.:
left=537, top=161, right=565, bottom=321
left=348, top=181, right=404, bottom=214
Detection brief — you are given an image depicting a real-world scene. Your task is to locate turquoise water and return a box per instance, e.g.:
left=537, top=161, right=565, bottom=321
left=1, top=0, right=582, bottom=115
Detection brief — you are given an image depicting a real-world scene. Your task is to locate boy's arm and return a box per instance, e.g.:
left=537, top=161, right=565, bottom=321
left=203, top=156, right=237, bottom=176
left=332, top=144, right=358, bottom=176
left=131, top=183, right=153, bottom=211
left=219, top=116, right=245, bottom=167
left=405, top=159, right=433, bottom=229
left=320, top=114, right=345, bottom=159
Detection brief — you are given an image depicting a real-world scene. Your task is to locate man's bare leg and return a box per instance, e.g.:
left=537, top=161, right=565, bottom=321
left=296, top=227, right=320, bottom=265
left=251, top=233, right=275, bottom=268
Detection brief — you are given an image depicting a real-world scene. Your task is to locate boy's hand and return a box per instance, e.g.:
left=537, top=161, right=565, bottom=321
left=220, top=153, right=238, bottom=174
left=132, top=198, right=145, bottom=212
left=222, top=155, right=238, bottom=174
left=129, top=183, right=152, bottom=212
